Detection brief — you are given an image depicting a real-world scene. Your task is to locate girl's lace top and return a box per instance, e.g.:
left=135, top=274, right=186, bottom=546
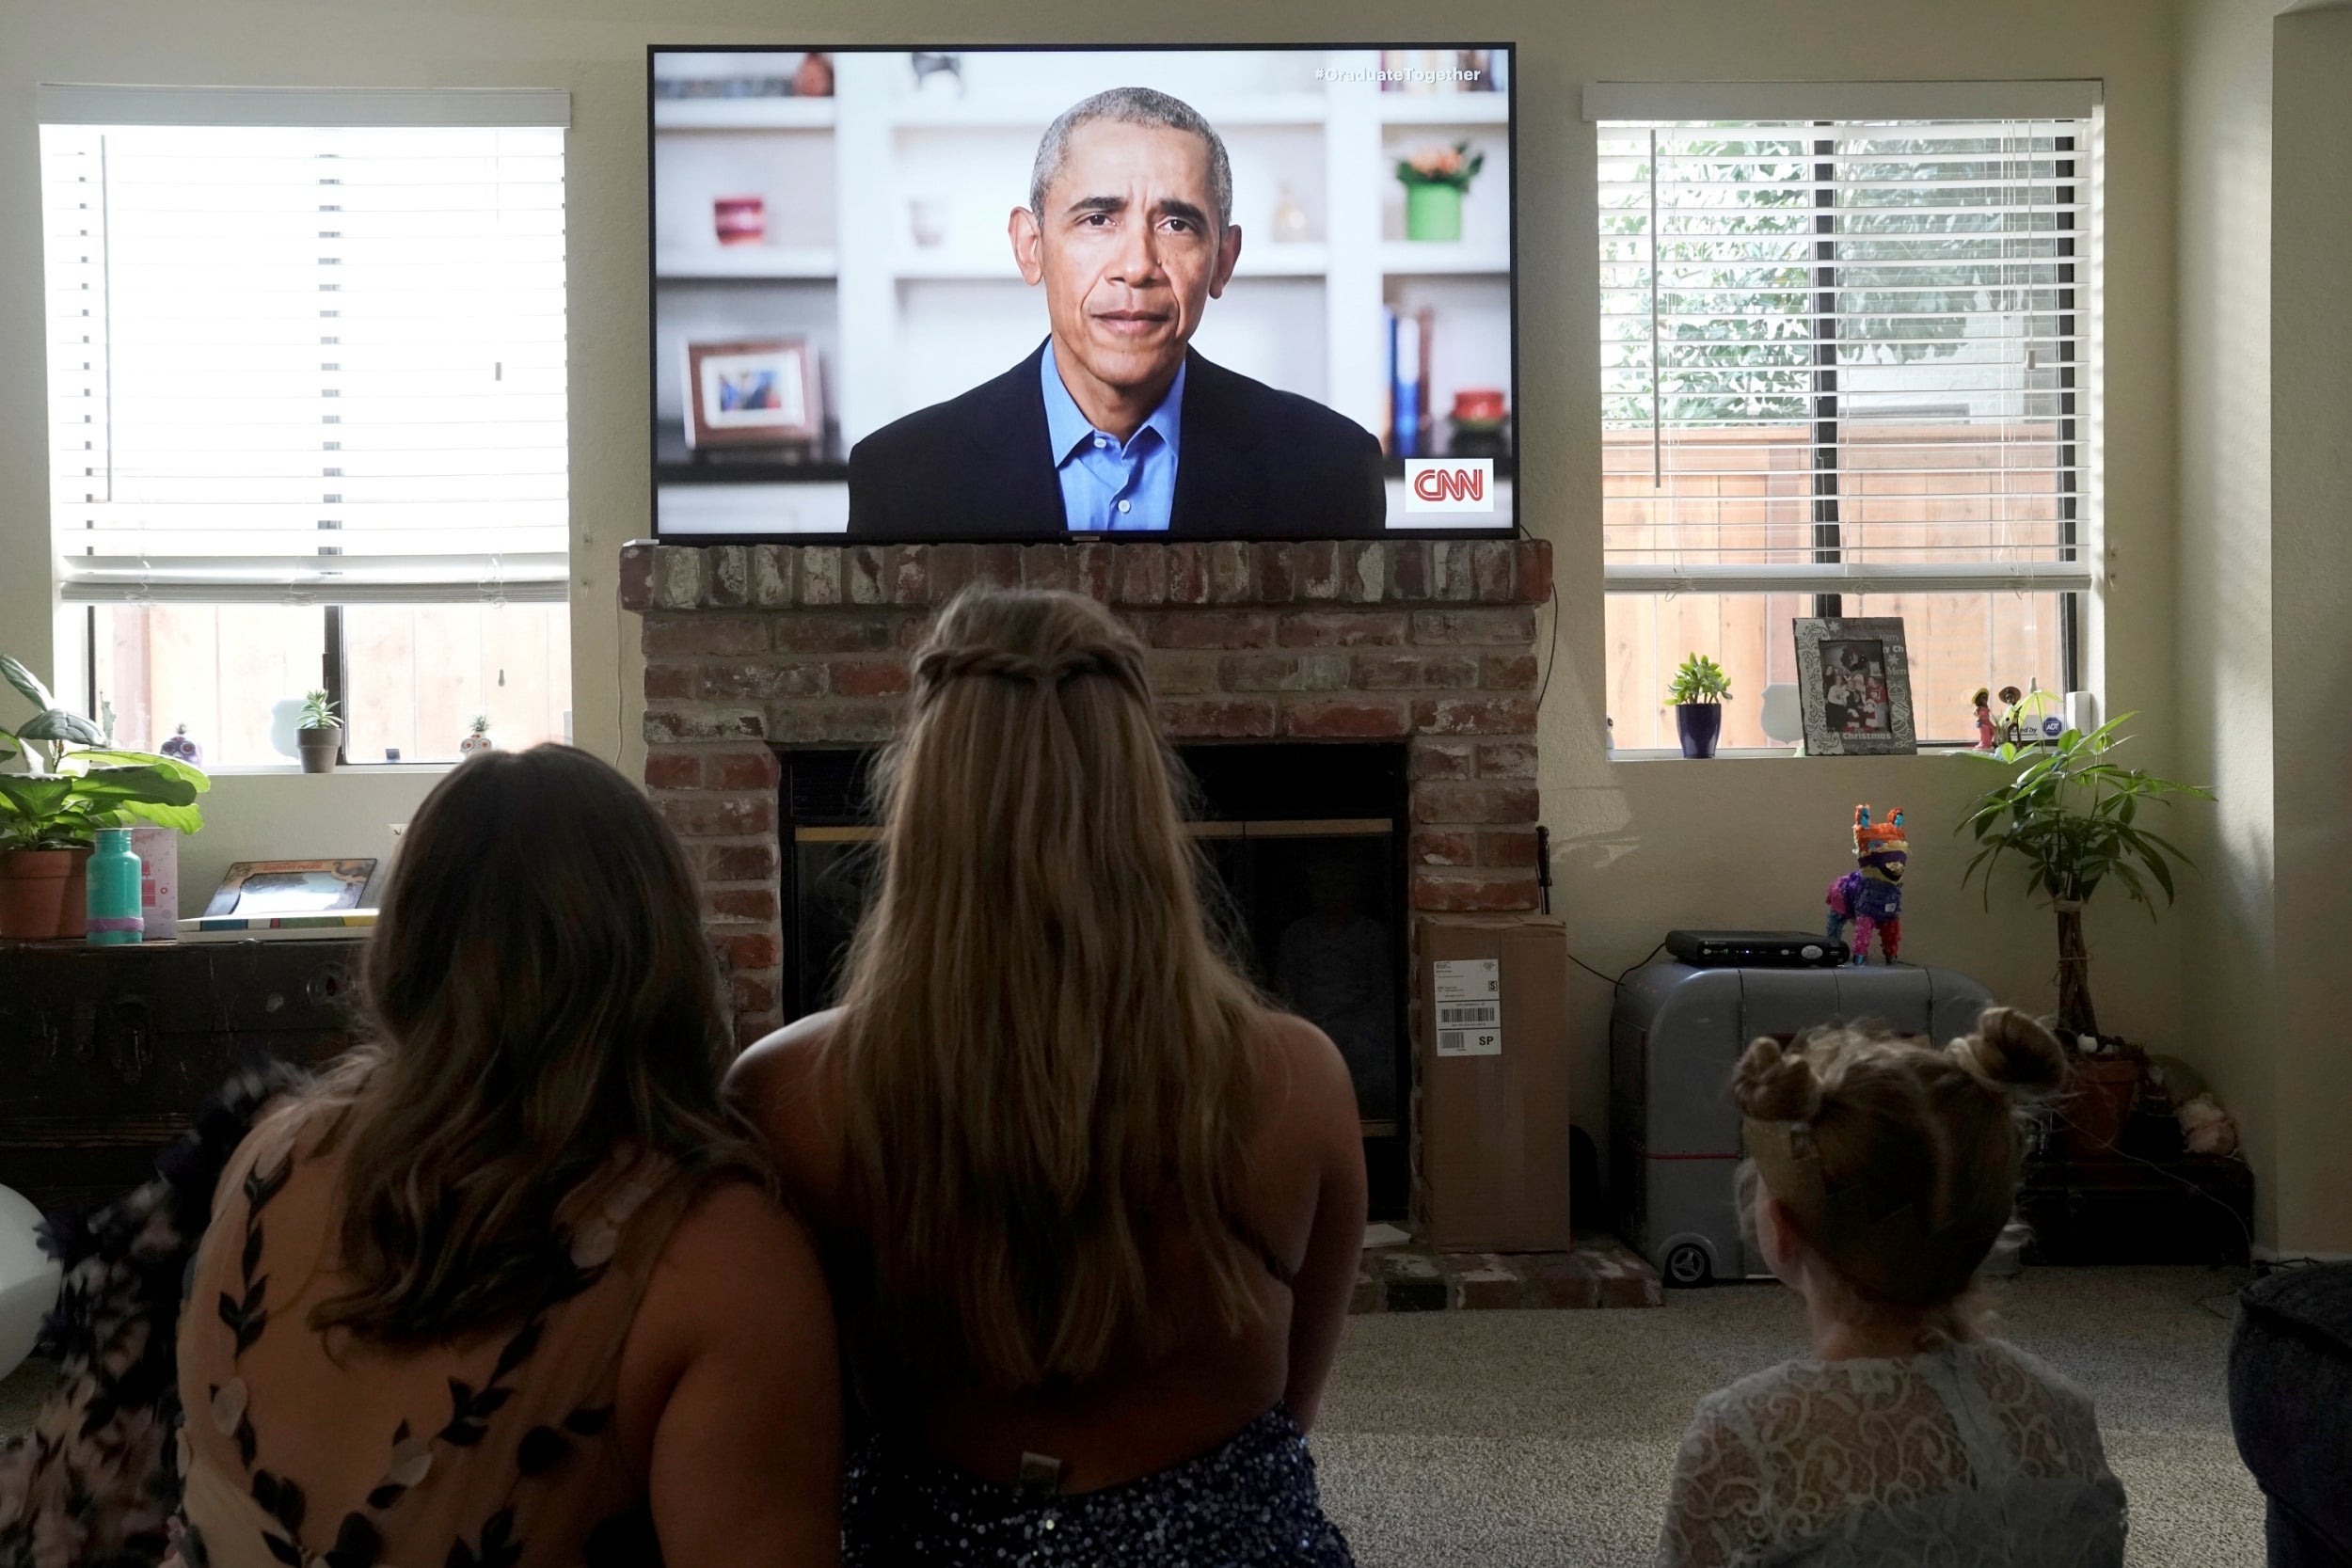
left=1654, top=1338, right=2126, bottom=1568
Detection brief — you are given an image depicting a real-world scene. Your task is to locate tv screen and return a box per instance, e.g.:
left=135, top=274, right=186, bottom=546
left=649, top=45, right=1518, bottom=543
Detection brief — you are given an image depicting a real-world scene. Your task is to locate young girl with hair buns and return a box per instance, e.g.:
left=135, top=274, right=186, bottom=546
left=1654, top=1008, right=2128, bottom=1568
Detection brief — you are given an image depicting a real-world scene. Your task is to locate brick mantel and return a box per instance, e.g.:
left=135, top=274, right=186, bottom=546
left=618, top=538, right=1551, bottom=1045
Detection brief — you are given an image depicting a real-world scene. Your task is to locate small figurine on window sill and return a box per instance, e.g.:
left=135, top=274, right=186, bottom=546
left=1826, top=803, right=1906, bottom=965
left=1995, top=685, right=2026, bottom=747
left=159, top=722, right=203, bottom=768
left=459, top=715, right=495, bottom=757
left=1971, top=688, right=1999, bottom=751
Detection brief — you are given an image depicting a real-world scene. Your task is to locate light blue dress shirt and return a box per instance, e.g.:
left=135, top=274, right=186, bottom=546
left=1041, top=341, right=1183, bottom=532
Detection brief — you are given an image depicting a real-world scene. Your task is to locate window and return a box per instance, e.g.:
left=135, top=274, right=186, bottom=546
left=1592, top=86, right=2097, bottom=748
left=39, top=87, right=571, bottom=765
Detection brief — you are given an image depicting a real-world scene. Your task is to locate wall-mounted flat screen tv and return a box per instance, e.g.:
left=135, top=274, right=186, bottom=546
left=649, top=45, right=1518, bottom=542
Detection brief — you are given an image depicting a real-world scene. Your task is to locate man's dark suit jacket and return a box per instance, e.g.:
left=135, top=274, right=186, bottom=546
left=846, top=342, right=1386, bottom=540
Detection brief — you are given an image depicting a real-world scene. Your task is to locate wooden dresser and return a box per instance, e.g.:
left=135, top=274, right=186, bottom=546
left=0, top=938, right=364, bottom=1213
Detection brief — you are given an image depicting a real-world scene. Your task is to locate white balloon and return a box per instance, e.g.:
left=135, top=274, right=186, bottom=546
left=0, top=1186, right=61, bottom=1379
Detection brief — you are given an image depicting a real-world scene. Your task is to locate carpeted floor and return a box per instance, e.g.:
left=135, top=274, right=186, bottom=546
left=1, top=1264, right=2263, bottom=1565
left=1311, top=1263, right=2265, bottom=1566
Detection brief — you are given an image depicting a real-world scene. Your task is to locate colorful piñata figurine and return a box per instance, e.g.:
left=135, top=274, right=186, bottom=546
left=1971, top=688, right=1999, bottom=751
left=1826, top=804, right=1907, bottom=965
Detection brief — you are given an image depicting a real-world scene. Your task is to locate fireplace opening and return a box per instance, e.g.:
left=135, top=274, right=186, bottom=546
left=777, top=742, right=1413, bottom=1218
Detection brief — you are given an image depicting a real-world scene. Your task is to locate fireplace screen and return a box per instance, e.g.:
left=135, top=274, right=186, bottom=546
left=780, top=744, right=1413, bottom=1212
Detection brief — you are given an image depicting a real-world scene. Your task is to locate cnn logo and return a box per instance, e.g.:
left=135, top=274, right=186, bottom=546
left=1404, top=458, right=1495, bottom=514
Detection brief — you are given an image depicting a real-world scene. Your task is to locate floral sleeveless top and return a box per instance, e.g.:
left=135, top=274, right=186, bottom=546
left=172, top=1102, right=696, bottom=1568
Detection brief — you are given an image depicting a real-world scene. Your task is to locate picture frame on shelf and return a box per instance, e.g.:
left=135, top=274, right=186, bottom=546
left=1793, top=618, right=1916, bottom=756
left=201, top=859, right=378, bottom=918
left=684, top=337, right=821, bottom=450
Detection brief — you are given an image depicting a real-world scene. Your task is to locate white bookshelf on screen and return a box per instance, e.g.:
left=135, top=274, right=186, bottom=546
left=651, top=50, right=1514, bottom=535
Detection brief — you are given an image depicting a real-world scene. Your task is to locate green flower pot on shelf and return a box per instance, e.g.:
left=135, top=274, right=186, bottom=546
left=1404, top=182, right=1463, bottom=243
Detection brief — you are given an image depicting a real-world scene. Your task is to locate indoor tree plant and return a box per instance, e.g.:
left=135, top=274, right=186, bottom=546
left=1957, top=714, right=2213, bottom=1154
left=1666, top=653, right=1733, bottom=759
left=296, top=689, right=343, bottom=774
left=0, top=655, right=209, bottom=940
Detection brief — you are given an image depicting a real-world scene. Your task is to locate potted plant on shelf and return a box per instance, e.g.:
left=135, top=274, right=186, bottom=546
left=1666, top=654, right=1733, bottom=759
left=296, top=690, right=343, bottom=774
left=1958, top=715, right=2213, bottom=1159
left=1395, top=140, right=1485, bottom=243
left=0, top=654, right=209, bottom=940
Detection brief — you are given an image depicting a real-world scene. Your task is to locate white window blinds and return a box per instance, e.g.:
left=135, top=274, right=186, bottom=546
left=1595, top=109, right=2097, bottom=596
left=39, top=87, right=570, bottom=604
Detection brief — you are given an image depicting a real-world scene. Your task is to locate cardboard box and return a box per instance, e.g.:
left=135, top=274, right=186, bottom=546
left=128, top=825, right=179, bottom=942
left=1413, top=912, right=1573, bottom=1251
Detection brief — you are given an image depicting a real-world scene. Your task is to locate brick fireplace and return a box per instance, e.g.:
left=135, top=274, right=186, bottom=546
left=616, top=536, right=1552, bottom=1050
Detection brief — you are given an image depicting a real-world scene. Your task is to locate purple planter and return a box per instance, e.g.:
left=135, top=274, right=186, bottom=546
left=1676, top=703, right=1724, bottom=759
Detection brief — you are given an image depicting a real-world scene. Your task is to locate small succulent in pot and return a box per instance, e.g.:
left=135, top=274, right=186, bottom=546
left=1666, top=653, right=1733, bottom=759
left=460, top=714, right=495, bottom=757
left=159, top=722, right=203, bottom=768
left=295, top=689, right=343, bottom=775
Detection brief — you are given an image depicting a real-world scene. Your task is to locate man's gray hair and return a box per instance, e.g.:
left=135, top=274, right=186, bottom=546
left=1028, top=87, right=1233, bottom=230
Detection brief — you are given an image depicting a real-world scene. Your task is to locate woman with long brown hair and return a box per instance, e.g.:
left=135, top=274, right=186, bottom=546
left=730, top=586, right=1367, bottom=1564
left=173, top=745, right=840, bottom=1568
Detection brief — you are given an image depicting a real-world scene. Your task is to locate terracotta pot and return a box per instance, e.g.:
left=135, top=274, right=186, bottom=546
left=0, top=848, right=73, bottom=941
left=2058, top=1056, right=2142, bottom=1160
left=57, top=845, right=95, bottom=939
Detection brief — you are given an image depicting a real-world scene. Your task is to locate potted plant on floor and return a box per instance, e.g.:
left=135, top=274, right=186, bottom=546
left=296, top=689, right=343, bottom=774
left=1666, top=654, right=1733, bottom=759
left=1957, top=714, right=2213, bottom=1158
left=0, top=655, right=209, bottom=940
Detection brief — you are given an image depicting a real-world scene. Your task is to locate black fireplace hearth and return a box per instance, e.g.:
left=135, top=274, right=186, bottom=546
left=777, top=743, right=1413, bottom=1216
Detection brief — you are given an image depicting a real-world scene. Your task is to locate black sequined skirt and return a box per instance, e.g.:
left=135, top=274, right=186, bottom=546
left=843, top=1404, right=1357, bottom=1566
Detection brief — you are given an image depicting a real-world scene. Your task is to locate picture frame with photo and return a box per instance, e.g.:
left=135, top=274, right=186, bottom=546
left=683, top=337, right=821, bottom=450
left=201, top=858, right=379, bottom=918
left=1793, top=618, right=1916, bottom=756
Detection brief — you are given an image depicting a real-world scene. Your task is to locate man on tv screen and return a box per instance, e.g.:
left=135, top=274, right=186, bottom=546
left=847, top=87, right=1386, bottom=540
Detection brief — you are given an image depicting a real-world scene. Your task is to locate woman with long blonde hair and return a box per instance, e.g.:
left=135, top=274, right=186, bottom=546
left=731, top=587, right=1366, bottom=1564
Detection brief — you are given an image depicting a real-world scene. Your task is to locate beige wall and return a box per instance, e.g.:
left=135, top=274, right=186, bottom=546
left=2266, top=1, right=2352, bottom=1252
left=4, top=0, right=2204, bottom=1205
left=2170, top=0, right=2352, bottom=1258
left=2176, top=0, right=2281, bottom=1244
left=171, top=770, right=430, bottom=918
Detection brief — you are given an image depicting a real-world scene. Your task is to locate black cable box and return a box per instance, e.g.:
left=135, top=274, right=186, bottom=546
left=1666, top=929, right=1851, bottom=968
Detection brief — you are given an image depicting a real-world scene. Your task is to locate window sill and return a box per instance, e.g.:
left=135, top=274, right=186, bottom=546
left=201, top=762, right=459, bottom=777
left=1609, top=745, right=1988, bottom=763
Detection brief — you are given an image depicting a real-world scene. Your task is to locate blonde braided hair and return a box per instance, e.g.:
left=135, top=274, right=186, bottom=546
left=827, top=586, right=1270, bottom=1394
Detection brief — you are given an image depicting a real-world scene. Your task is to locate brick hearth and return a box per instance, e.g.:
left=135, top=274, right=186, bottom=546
left=1353, top=1238, right=1663, bottom=1313
left=618, top=537, right=1551, bottom=1049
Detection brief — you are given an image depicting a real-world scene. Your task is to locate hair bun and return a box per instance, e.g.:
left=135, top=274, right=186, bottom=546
left=1733, top=1036, right=1823, bottom=1122
left=1951, top=1006, right=2068, bottom=1094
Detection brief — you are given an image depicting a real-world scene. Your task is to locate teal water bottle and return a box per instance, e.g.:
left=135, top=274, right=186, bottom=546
left=86, top=828, right=143, bottom=946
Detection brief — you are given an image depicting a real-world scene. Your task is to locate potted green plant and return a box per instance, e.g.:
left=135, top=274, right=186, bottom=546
left=0, top=655, right=209, bottom=940
left=1958, top=714, right=2213, bottom=1157
left=296, top=689, right=343, bottom=774
left=1396, top=140, right=1486, bottom=243
left=1666, top=654, right=1733, bottom=758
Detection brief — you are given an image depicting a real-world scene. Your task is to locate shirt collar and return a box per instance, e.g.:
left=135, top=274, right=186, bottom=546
left=1041, top=341, right=1185, bottom=466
